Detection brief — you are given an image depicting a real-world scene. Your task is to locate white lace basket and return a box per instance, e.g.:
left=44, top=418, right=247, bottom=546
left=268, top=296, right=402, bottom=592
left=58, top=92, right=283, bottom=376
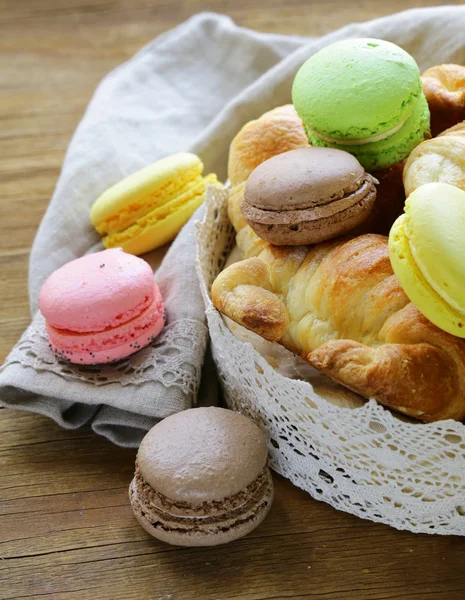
left=196, top=186, right=465, bottom=536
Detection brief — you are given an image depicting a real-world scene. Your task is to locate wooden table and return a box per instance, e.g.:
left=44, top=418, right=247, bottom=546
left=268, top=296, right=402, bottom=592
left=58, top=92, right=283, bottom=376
left=1, top=1, right=465, bottom=598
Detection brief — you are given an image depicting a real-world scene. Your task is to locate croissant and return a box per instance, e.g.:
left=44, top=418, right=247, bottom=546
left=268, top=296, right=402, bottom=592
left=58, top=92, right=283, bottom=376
left=228, top=104, right=309, bottom=187
left=422, top=64, right=465, bottom=136
left=212, top=231, right=465, bottom=422
left=403, top=121, right=465, bottom=196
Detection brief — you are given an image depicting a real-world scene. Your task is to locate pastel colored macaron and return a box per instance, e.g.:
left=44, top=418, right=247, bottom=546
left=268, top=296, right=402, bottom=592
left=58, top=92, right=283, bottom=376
left=388, top=182, right=465, bottom=337
left=292, top=38, right=430, bottom=171
left=240, top=147, right=377, bottom=245
left=129, top=407, right=273, bottom=546
left=38, top=248, right=165, bottom=364
left=90, top=153, right=221, bottom=255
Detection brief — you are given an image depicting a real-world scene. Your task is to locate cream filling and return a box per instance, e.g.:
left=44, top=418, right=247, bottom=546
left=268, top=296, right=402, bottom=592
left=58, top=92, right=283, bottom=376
left=404, top=221, right=465, bottom=316
left=309, top=117, right=408, bottom=146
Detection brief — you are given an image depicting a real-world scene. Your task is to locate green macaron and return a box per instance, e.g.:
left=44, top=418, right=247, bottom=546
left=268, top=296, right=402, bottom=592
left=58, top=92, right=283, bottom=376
left=292, top=38, right=430, bottom=171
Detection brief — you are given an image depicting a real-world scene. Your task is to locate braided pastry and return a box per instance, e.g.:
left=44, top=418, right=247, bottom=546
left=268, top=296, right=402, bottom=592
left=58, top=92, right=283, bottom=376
left=212, top=232, right=465, bottom=422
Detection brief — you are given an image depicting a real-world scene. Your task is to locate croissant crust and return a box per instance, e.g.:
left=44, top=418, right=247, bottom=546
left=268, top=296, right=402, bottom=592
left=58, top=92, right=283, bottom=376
left=212, top=233, right=465, bottom=422
left=403, top=121, right=465, bottom=196
left=227, top=105, right=309, bottom=187
left=422, top=64, right=465, bottom=136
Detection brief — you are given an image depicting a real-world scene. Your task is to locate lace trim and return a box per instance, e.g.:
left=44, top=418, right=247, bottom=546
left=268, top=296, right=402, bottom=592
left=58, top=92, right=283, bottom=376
left=1, top=312, right=207, bottom=394
left=196, top=186, right=465, bottom=536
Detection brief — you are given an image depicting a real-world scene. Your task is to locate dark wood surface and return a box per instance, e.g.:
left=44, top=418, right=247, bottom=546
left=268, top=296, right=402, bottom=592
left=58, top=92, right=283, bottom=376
left=1, top=1, right=465, bottom=598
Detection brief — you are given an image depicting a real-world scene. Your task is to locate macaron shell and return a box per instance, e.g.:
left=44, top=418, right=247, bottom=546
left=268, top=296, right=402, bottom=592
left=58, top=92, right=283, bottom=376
left=39, top=248, right=154, bottom=333
left=244, top=183, right=376, bottom=245
left=307, top=93, right=430, bottom=172
left=137, top=407, right=268, bottom=504
left=389, top=214, right=465, bottom=337
left=129, top=469, right=273, bottom=547
left=404, top=182, right=465, bottom=314
left=242, top=173, right=374, bottom=224
left=46, top=283, right=165, bottom=364
left=292, top=38, right=421, bottom=140
left=241, top=147, right=376, bottom=245
left=90, top=153, right=203, bottom=234
left=104, top=174, right=220, bottom=255
left=243, top=147, right=365, bottom=210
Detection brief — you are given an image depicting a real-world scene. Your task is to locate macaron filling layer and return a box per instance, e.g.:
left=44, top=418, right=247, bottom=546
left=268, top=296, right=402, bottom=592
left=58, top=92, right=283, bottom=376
left=306, top=93, right=430, bottom=171
left=46, top=284, right=165, bottom=363
left=97, top=165, right=202, bottom=234
left=135, top=463, right=269, bottom=518
left=44, top=293, right=155, bottom=334
left=389, top=216, right=465, bottom=335
left=404, top=227, right=465, bottom=317
left=308, top=114, right=410, bottom=146
left=242, top=174, right=375, bottom=225
left=91, top=154, right=203, bottom=234
left=38, top=248, right=156, bottom=333
left=131, top=465, right=272, bottom=532
left=104, top=173, right=219, bottom=249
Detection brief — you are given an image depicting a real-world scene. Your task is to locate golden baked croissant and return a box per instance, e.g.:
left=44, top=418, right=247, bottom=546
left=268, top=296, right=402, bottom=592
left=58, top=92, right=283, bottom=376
left=422, top=64, right=465, bottom=136
left=403, top=120, right=465, bottom=196
left=212, top=232, right=465, bottom=422
left=228, top=181, right=248, bottom=233
left=227, top=105, right=309, bottom=232
left=228, top=105, right=309, bottom=187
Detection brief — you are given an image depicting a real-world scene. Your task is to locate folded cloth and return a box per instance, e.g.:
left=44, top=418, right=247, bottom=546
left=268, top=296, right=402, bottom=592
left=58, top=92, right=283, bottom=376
left=0, top=12, right=301, bottom=447
left=1, top=7, right=465, bottom=447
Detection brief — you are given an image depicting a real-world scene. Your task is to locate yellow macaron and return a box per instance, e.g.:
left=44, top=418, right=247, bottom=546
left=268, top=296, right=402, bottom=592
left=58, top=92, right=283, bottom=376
left=91, top=153, right=221, bottom=255
left=388, top=182, right=465, bottom=337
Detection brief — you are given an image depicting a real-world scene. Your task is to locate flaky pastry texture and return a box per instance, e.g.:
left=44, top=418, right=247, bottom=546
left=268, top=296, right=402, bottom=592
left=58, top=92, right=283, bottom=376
left=227, top=106, right=305, bottom=231
left=422, top=64, right=465, bottom=136
left=227, top=105, right=308, bottom=188
left=212, top=231, right=465, bottom=422
left=403, top=120, right=465, bottom=196
left=227, top=105, right=308, bottom=232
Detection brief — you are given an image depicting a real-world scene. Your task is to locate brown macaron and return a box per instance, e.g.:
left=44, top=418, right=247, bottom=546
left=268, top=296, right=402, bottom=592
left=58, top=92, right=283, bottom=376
left=129, top=407, right=273, bottom=547
left=241, top=147, right=377, bottom=245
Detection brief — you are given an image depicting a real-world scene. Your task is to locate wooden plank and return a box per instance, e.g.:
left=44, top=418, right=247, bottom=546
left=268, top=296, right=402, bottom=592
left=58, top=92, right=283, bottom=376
left=1, top=478, right=465, bottom=600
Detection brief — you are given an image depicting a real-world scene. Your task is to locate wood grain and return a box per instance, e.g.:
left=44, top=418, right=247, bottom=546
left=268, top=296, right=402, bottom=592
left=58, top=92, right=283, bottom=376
left=1, top=1, right=465, bottom=599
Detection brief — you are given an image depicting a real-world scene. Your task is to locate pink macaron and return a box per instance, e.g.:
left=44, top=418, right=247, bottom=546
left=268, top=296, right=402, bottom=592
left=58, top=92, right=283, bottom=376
left=39, top=248, right=165, bottom=364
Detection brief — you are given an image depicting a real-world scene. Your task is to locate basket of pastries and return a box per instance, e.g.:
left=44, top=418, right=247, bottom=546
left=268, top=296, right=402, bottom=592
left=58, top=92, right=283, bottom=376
left=195, top=39, right=465, bottom=535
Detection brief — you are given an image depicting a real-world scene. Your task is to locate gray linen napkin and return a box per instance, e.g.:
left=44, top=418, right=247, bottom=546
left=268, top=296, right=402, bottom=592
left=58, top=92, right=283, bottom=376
left=0, top=13, right=303, bottom=447
left=2, top=7, right=465, bottom=447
